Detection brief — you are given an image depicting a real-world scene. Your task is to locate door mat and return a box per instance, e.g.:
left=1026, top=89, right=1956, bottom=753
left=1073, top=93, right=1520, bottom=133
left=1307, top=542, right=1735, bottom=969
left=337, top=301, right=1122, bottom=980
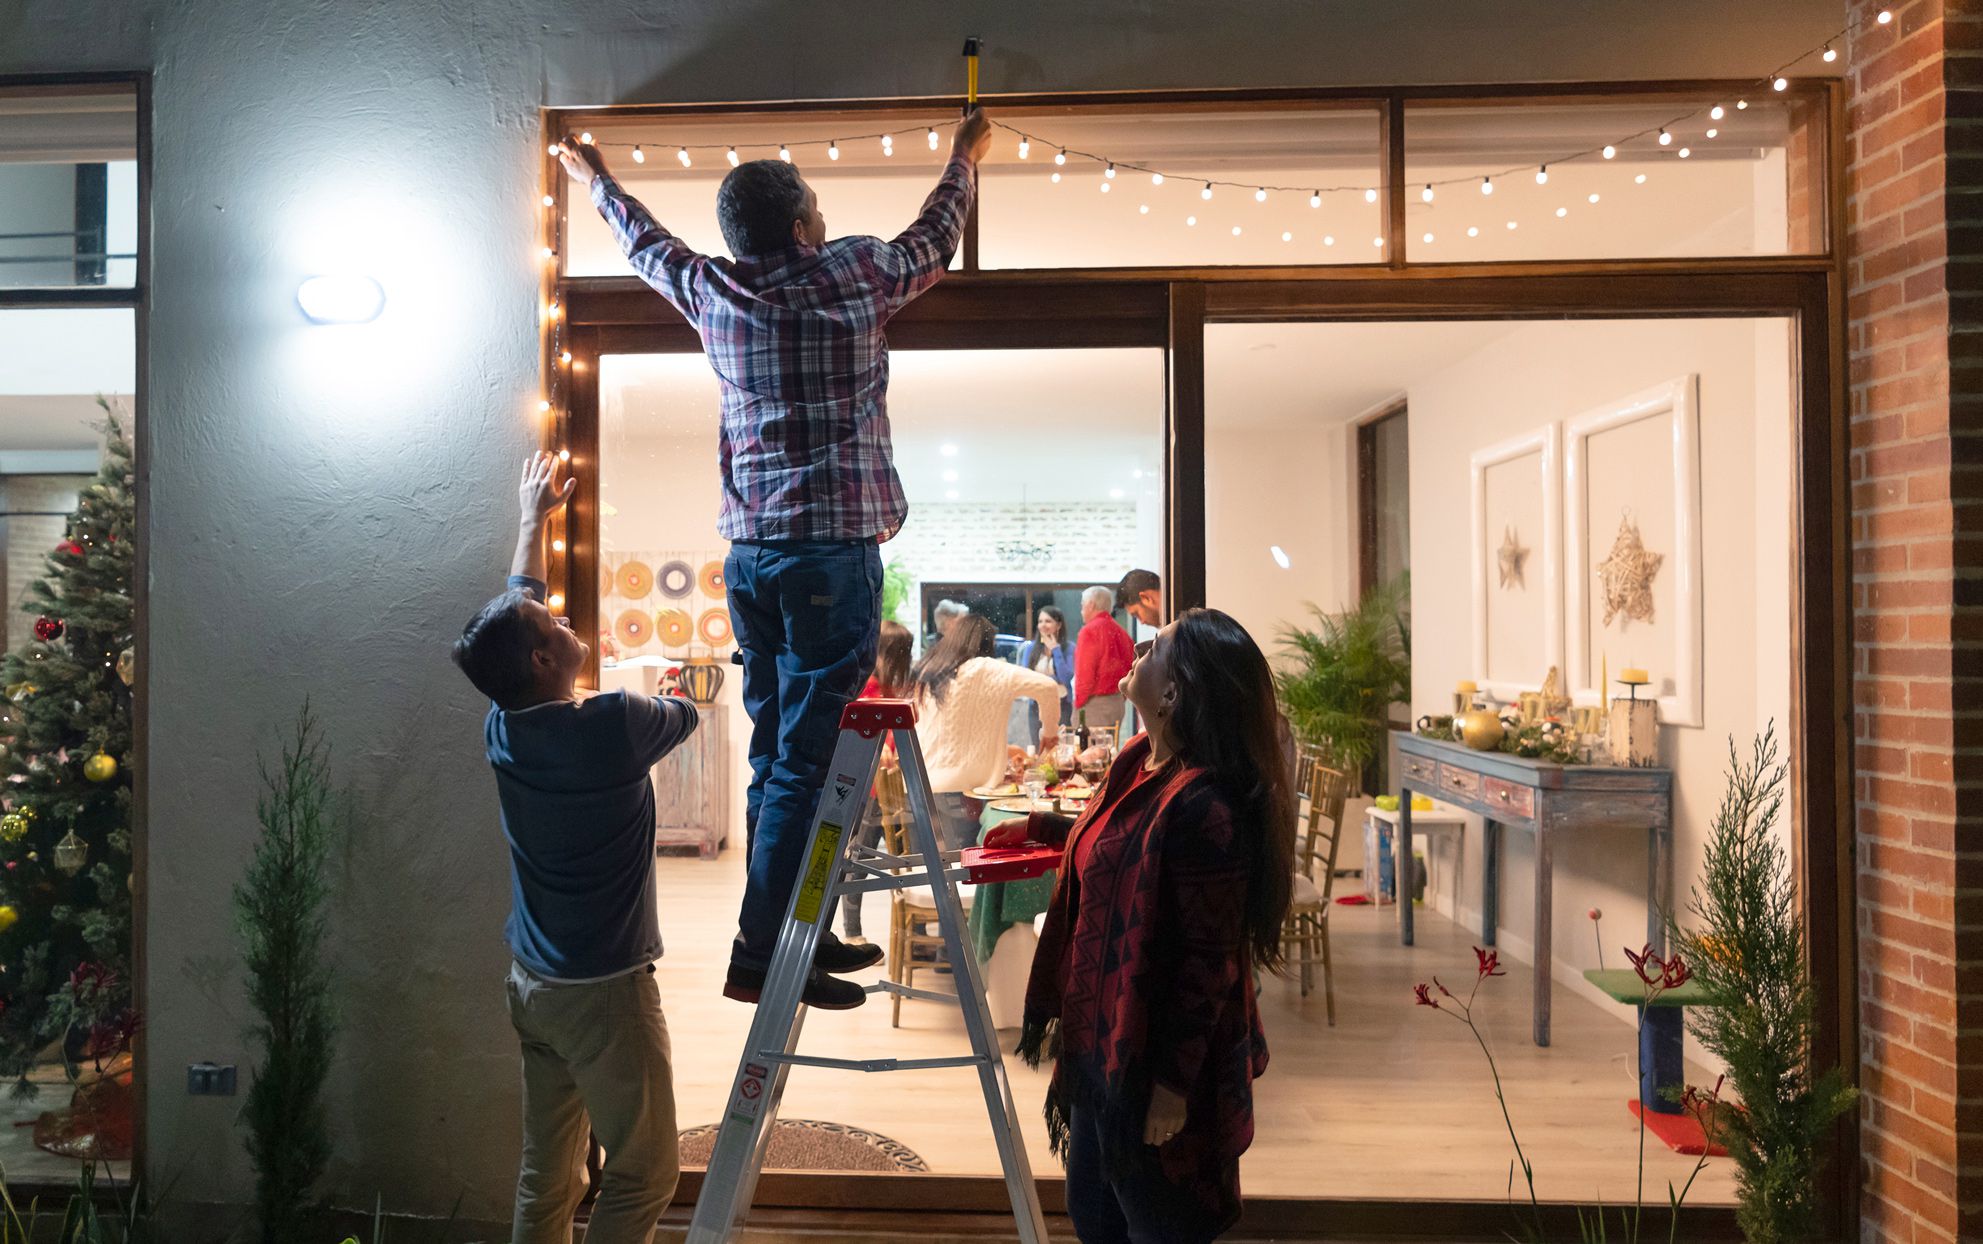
left=678, top=1119, right=929, bottom=1172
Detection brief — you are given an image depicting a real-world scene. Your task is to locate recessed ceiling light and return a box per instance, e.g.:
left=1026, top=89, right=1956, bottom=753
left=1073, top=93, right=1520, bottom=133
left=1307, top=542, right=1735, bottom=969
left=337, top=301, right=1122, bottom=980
left=940, top=443, right=959, bottom=456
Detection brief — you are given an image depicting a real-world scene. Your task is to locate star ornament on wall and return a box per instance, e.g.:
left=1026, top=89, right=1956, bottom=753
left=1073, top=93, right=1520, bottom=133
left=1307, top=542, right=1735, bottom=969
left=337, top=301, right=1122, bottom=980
left=1497, top=525, right=1531, bottom=590
left=1597, top=515, right=1664, bottom=628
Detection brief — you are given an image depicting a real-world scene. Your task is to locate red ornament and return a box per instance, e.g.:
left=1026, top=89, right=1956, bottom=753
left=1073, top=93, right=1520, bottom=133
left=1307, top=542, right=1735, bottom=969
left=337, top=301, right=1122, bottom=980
left=32, top=618, right=62, bottom=643
left=57, top=541, right=83, bottom=558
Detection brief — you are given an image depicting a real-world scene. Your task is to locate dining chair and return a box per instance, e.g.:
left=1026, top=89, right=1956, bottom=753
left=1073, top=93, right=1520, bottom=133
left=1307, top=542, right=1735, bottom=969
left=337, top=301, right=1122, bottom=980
left=874, top=763, right=974, bottom=1027
left=1280, top=751, right=1350, bottom=1024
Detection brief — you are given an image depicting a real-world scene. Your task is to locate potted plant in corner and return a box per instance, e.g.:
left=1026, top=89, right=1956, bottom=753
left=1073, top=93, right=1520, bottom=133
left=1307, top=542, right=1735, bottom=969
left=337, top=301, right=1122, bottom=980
left=1274, top=574, right=1411, bottom=793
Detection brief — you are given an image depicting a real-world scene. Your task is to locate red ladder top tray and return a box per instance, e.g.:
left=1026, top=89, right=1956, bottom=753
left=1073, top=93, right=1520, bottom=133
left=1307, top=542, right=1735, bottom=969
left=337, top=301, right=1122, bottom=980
left=960, top=844, right=1063, bottom=884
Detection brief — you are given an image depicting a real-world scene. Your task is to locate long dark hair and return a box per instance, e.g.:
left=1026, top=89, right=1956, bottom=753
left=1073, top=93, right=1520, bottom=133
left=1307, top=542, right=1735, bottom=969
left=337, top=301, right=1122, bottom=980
left=1162, top=608, right=1295, bottom=970
left=871, top=620, right=913, bottom=696
left=1033, top=606, right=1069, bottom=654
left=912, top=613, right=996, bottom=704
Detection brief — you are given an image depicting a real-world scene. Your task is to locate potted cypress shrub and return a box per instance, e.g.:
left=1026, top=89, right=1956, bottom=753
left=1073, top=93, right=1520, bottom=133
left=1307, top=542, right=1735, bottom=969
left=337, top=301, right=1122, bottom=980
left=1273, top=574, right=1411, bottom=793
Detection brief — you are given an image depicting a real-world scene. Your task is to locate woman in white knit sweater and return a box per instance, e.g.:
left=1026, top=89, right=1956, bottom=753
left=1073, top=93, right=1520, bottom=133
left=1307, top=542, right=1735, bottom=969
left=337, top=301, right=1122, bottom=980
left=912, top=613, right=1063, bottom=850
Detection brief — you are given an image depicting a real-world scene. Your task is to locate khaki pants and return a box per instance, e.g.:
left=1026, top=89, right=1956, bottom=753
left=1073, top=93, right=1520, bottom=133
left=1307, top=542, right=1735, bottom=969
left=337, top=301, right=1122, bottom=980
left=507, top=961, right=679, bottom=1244
left=1082, top=693, right=1125, bottom=730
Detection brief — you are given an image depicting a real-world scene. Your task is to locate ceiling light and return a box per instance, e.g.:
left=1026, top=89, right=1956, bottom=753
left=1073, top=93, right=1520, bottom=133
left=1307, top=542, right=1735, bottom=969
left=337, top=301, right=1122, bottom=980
left=296, top=274, right=385, bottom=324
left=1270, top=545, right=1291, bottom=570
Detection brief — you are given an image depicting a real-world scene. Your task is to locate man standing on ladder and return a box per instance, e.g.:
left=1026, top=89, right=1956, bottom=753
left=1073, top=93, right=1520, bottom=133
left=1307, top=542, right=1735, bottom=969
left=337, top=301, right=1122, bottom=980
left=560, top=106, right=995, bottom=1010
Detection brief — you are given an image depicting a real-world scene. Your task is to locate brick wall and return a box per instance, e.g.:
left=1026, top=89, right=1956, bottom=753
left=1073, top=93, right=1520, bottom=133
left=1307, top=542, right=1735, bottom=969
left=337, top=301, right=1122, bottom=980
left=1846, top=2, right=1979, bottom=1240
left=881, top=499, right=1151, bottom=624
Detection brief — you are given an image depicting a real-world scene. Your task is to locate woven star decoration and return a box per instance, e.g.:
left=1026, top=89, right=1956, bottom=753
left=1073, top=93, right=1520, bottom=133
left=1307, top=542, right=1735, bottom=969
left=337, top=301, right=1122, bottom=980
left=1497, top=525, right=1531, bottom=590
left=1597, top=515, right=1663, bottom=628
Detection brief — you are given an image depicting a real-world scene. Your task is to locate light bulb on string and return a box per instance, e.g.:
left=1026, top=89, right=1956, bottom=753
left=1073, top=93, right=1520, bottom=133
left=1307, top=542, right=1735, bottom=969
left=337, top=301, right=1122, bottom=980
left=1202, top=183, right=1214, bottom=200
left=1635, top=173, right=1648, bottom=184
left=778, top=144, right=790, bottom=162
left=1104, top=162, right=1116, bottom=179
left=1152, top=172, right=1164, bottom=185
left=677, top=147, right=691, bottom=167
left=726, top=147, right=739, bottom=167
left=1050, top=171, right=1061, bottom=183
left=1658, top=130, right=1672, bottom=146
left=1706, top=127, right=1719, bottom=138
left=927, top=127, right=939, bottom=150
left=1823, top=45, right=1837, bottom=62
left=1231, top=225, right=1242, bottom=236
left=538, top=400, right=552, bottom=413
left=1507, top=220, right=1518, bottom=229
left=1467, top=225, right=1479, bottom=237
left=557, top=449, right=571, bottom=462
left=1481, top=176, right=1494, bottom=196
left=1878, top=9, right=1892, bottom=23
left=1678, top=147, right=1691, bottom=158
left=1773, top=77, right=1788, bottom=91
left=1323, top=234, right=1335, bottom=246
left=1309, top=191, right=1321, bottom=208
left=1711, top=105, right=1725, bottom=120
left=1257, top=187, right=1269, bottom=202
left=1054, top=149, right=1066, bottom=166
left=1281, top=231, right=1292, bottom=242
left=1099, top=179, right=1111, bottom=193
left=881, top=134, right=893, bottom=155
left=1139, top=204, right=1149, bottom=214
left=560, top=350, right=572, bottom=364
left=1588, top=193, right=1601, bottom=203
left=1422, top=231, right=1434, bottom=244
left=1364, top=188, right=1378, bottom=203
left=1736, top=99, right=1748, bottom=110
left=1536, top=165, right=1549, bottom=184
left=1421, top=183, right=1434, bottom=202
left=631, top=145, right=645, bottom=164
left=1017, top=136, right=1030, bottom=159
left=542, top=194, right=556, bottom=207
left=541, top=246, right=556, bottom=260
left=580, top=132, right=593, bottom=145
left=1602, top=145, right=1616, bottom=159
left=828, top=141, right=840, bottom=161
left=552, top=539, right=566, bottom=552
left=1186, top=215, right=1197, bottom=227
left=1372, top=236, right=1384, bottom=247
left=1555, top=206, right=1568, bottom=217
left=547, top=143, right=561, bottom=156
left=548, top=593, right=565, bottom=610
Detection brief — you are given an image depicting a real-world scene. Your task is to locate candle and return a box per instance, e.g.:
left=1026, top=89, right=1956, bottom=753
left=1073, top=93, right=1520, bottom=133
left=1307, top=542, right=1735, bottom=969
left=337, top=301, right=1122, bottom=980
left=1619, top=667, right=1649, bottom=684
left=1456, top=680, right=1478, bottom=694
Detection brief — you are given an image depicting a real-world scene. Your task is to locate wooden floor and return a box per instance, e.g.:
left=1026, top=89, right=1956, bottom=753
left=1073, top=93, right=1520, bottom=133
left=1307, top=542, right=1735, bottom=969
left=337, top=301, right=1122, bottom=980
left=655, top=845, right=1736, bottom=1206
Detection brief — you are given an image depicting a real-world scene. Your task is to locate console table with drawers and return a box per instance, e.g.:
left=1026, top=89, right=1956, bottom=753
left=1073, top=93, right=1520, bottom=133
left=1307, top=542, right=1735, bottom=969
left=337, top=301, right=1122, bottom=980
left=1393, top=732, right=1673, bottom=1047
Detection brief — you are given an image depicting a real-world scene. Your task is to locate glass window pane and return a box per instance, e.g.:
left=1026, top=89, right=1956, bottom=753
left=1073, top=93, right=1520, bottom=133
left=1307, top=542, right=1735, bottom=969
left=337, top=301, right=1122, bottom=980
left=1404, top=93, right=1824, bottom=260
left=0, top=87, right=138, bottom=288
left=979, top=106, right=1386, bottom=268
left=564, top=111, right=966, bottom=275
left=598, top=346, right=1163, bottom=1176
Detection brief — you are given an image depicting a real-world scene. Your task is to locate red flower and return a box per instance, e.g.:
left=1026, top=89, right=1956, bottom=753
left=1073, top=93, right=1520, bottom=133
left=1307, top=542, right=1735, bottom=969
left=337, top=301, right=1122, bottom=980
left=1625, top=943, right=1664, bottom=986
left=1434, top=977, right=1454, bottom=998
left=1474, top=945, right=1506, bottom=978
left=1660, top=951, right=1693, bottom=990
left=1680, top=1074, right=1725, bottom=1129
left=1413, top=983, right=1439, bottom=1008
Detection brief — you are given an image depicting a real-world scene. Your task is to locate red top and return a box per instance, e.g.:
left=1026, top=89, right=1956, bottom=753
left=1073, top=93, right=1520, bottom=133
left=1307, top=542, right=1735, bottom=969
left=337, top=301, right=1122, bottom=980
left=859, top=676, right=885, bottom=699
left=1074, top=613, right=1135, bottom=707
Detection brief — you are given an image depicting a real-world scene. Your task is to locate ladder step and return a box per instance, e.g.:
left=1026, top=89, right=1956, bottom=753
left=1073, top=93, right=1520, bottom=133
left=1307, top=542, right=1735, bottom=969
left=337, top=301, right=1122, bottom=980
left=762, top=1052, right=989, bottom=1074
left=836, top=866, right=971, bottom=896
left=871, top=979, right=962, bottom=1004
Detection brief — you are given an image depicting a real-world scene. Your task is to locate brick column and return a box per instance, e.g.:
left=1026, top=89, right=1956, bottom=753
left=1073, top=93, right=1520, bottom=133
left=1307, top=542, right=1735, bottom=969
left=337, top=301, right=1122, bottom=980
left=1846, top=2, right=1980, bottom=1239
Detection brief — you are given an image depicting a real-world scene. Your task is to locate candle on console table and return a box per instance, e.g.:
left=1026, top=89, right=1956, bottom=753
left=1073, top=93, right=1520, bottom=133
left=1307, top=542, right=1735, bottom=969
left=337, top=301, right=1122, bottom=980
left=1456, top=680, right=1478, bottom=694
left=1619, top=668, right=1649, bottom=684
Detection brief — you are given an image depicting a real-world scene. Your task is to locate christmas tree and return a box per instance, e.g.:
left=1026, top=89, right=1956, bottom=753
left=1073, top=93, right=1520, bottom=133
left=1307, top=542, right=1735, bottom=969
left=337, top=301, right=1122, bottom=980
left=0, top=401, right=135, bottom=1089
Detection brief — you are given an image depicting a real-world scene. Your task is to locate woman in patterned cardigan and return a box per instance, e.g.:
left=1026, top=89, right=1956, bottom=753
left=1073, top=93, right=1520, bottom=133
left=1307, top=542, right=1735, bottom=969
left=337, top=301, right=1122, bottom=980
left=989, top=608, right=1294, bottom=1242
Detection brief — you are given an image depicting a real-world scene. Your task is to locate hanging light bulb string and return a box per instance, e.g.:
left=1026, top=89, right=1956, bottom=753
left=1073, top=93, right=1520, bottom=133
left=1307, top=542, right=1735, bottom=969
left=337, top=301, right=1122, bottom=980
left=562, top=10, right=1887, bottom=199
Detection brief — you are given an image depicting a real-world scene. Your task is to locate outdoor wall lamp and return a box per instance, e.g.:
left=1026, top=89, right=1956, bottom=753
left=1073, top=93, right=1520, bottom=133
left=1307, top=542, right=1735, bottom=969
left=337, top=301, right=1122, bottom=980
left=296, top=274, right=386, bottom=324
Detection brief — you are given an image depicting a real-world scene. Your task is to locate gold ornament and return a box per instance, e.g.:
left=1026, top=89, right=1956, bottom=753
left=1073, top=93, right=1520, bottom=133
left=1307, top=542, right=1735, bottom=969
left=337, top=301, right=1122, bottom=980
left=1460, top=708, right=1506, bottom=751
left=1497, top=525, right=1530, bottom=590
left=53, top=830, right=86, bottom=876
left=116, top=648, right=134, bottom=687
left=0, top=814, right=27, bottom=843
left=1597, top=515, right=1664, bottom=628
left=5, top=682, right=34, bottom=703
left=83, top=752, right=118, bottom=783
left=0, top=906, right=17, bottom=933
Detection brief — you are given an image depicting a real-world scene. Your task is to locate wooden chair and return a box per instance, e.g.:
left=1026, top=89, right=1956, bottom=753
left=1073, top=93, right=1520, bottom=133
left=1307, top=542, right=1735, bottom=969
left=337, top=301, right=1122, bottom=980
left=1281, top=751, right=1350, bottom=1024
left=874, top=765, right=974, bottom=1027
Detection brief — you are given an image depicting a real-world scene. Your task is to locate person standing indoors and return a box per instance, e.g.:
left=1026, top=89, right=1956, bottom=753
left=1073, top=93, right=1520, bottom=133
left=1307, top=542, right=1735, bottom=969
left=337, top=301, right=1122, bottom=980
left=842, top=619, right=913, bottom=945
left=453, top=453, right=699, bottom=1244
left=1017, top=605, right=1076, bottom=746
left=559, top=109, right=994, bottom=1010
left=987, top=609, right=1295, bottom=1243
left=912, top=614, right=1062, bottom=851
left=1117, top=568, right=1162, bottom=630
left=1074, top=585, right=1134, bottom=732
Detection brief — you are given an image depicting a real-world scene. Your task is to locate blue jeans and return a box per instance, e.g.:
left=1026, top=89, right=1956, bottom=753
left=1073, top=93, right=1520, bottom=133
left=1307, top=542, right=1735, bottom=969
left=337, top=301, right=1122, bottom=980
left=1064, top=1105, right=1220, bottom=1244
left=725, top=539, right=882, bottom=970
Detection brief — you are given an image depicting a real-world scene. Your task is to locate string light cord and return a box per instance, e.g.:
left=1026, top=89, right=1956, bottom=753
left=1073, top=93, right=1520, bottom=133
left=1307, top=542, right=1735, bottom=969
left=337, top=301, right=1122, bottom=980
left=560, top=9, right=1888, bottom=199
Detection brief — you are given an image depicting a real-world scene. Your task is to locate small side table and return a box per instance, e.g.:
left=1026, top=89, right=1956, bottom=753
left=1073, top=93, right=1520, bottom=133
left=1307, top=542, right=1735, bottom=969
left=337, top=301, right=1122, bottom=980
left=1363, top=803, right=1467, bottom=915
left=1583, top=968, right=1726, bottom=1156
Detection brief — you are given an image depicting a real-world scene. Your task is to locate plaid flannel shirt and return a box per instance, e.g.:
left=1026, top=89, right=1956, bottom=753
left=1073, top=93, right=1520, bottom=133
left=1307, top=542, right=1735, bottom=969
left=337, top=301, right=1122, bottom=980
left=589, top=156, right=975, bottom=543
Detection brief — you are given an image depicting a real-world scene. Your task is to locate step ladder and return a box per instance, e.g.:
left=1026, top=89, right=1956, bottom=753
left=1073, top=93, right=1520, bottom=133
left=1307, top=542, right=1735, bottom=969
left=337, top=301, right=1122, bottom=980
left=686, top=699, right=1056, bottom=1244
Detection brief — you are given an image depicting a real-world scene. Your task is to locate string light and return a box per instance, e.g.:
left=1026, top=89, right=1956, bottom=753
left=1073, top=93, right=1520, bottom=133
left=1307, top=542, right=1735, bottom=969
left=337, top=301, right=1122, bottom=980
left=726, top=146, right=739, bottom=166
left=580, top=132, right=593, bottom=144
left=552, top=538, right=566, bottom=552
left=1823, top=45, right=1837, bottom=62
left=1257, top=187, right=1269, bottom=202
left=1602, top=145, right=1616, bottom=160
left=547, top=143, right=560, bottom=156
left=1202, top=183, right=1214, bottom=200
left=1878, top=9, right=1892, bottom=23
left=1737, top=99, right=1749, bottom=110
left=927, top=126, right=940, bottom=149
left=677, top=146, right=691, bottom=167
left=1100, top=178, right=1111, bottom=192
left=1372, top=236, right=1383, bottom=247
left=778, top=143, right=790, bottom=162
left=1186, top=215, right=1197, bottom=226
left=1105, top=162, right=1116, bottom=178
left=1152, top=172, right=1165, bottom=185
left=1658, top=130, right=1672, bottom=145
left=1323, top=235, right=1335, bottom=246
left=1555, top=206, right=1568, bottom=217
left=1773, top=77, right=1788, bottom=91
left=1707, top=127, right=1719, bottom=138
left=542, top=194, right=556, bottom=207
left=1507, top=220, right=1518, bottom=230
left=558, top=448, right=571, bottom=462
left=560, top=350, right=572, bottom=364
left=1282, top=231, right=1292, bottom=242
left=631, top=145, right=645, bottom=164
left=1421, top=183, right=1434, bottom=202
left=1054, top=149, right=1066, bottom=165
left=1536, top=165, right=1549, bottom=184
left=539, top=400, right=552, bottom=412
left=548, top=593, right=565, bottom=610
left=1636, top=173, right=1648, bottom=184
left=1481, top=176, right=1494, bottom=195
left=880, top=133, right=893, bottom=155
left=1139, top=204, right=1149, bottom=214
left=541, top=246, right=556, bottom=260
left=828, top=140, right=840, bottom=160
left=1588, top=193, right=1601, bottom=203
left=1051, top=171, right=1062, bottom=183
left=1679, top=146, right=1692, bottom=158
left=1711, top=105, right=1726, bottom=120
left=1467, top=225, right=1479, bottom=237
left=1231, top=225, right=1242, bottom=236
left=1309, top=191, right=1321, bottom=208
left=1422, top=231, right=1434, bottom=244
left=1017, top=137, right=1030, bottom=158
left=1364, top=188, right=1377, bottom=203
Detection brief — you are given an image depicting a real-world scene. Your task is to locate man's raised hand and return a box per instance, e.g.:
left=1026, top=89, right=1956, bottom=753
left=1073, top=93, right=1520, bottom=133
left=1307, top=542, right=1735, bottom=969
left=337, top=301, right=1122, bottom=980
left=519, top=451, right=575, bottom=526
left=557, top=139, right=609, bottom=188
left=951, top=107, right=992, bottom=166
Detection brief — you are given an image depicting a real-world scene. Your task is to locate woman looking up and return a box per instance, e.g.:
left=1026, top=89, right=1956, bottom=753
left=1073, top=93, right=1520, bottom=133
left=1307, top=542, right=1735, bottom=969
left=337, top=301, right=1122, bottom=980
left=989, top=608, right=1294, bottom=1243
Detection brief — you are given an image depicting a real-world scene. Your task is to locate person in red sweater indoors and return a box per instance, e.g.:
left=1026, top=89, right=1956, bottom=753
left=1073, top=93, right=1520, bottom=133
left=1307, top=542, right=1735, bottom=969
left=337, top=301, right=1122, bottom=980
left=1074, top=584, right=1134, bottom=732
left=988, top=608, right=1294, bottom=1242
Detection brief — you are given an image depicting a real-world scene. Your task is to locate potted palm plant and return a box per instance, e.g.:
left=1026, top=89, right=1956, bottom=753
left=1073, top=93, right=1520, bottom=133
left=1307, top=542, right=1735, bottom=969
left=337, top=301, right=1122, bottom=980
left=1274, top=574, right=1411, bottom=794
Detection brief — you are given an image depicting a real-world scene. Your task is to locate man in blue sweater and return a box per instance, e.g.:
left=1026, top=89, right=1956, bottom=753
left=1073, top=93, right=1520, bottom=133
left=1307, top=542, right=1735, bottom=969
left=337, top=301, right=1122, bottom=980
left=452, top=451, right=699, bottom=1244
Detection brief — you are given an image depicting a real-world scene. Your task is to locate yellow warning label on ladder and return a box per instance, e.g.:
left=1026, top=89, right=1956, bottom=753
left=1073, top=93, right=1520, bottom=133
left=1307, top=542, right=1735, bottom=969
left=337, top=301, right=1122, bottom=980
left=793, top=821, right=844, bottom=923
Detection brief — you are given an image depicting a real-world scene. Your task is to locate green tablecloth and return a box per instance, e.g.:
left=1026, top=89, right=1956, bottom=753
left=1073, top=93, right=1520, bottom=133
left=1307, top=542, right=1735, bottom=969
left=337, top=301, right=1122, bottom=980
left=1582, top=968, right=1712, bottom=1008
left=968, top=802, right=1059, bottom=962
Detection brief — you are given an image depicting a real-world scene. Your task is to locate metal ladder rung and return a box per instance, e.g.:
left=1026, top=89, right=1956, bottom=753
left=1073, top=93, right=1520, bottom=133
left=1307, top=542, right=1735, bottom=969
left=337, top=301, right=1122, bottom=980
left=870, top=978, right=962, bottom=1004
left=761, top=1052, right=987, bottom=1074
left=835, top=866, right=971, bottom=896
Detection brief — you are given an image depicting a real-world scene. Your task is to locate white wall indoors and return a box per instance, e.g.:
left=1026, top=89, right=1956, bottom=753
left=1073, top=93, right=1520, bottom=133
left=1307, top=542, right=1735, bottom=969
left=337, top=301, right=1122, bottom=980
left=0, top=0, right=1844, bottom=1223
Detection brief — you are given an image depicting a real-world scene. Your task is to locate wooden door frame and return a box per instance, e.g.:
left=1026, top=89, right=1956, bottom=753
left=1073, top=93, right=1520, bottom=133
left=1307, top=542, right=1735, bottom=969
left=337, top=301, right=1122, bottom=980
left=551, top=81, right=1855, bottom=1242
left=1355, top=398, right=1410, bottom=600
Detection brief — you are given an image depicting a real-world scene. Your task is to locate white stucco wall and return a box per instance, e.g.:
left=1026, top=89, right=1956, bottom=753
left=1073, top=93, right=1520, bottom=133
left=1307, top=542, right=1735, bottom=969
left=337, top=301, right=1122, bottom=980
left=0, top=0, right=1845, bottom=1220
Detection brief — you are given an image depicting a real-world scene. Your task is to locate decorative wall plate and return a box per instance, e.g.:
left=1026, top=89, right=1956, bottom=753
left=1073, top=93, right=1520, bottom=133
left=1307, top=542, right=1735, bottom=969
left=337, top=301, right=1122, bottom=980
left=656, top=608, right=693, bottom=647
left=657, top=560, right=694, bottom=599
left=697, top=608, right=733, bottom=648
left=614, top=608, right=653, bottom=648
left=615, top=559, right=654, bottom=600
left=699, top=559, right=727, bottom=597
